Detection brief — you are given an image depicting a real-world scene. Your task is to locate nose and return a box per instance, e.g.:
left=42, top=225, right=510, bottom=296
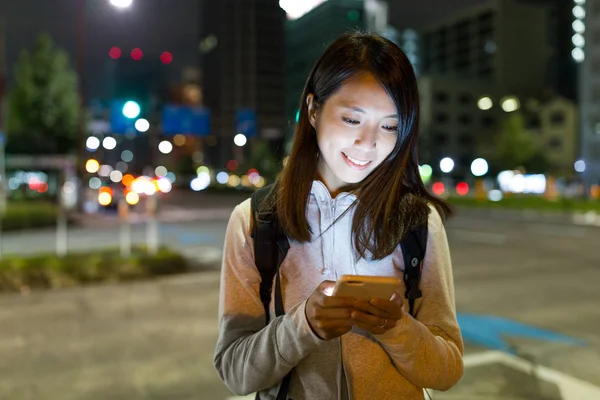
left=353, top=126, right=377, bottom=150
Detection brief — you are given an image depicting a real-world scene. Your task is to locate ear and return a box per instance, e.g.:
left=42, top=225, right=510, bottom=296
left=306, top=94, right=318, bottom=128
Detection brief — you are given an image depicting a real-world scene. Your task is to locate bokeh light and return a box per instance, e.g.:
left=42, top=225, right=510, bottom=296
left=131, top=48, right=143, bottom=60
left=86, top=159, right=100, bottom=174
left=158, top=140, right=173, bottom=154
left=160, top=51, right=173, bottom=64
left=108, top=46, right=122, bottom=59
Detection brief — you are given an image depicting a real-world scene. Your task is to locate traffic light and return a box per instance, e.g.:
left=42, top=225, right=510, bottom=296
left=122, top=100, right=141, bottom=119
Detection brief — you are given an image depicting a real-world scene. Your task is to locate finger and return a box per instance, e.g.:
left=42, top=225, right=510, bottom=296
left=315, top=281, right=355, bottom=307
left=353, top=300, right=391, bottom=318
left=311, top=318, right=354, bottom=332
left=369, top=298, right=403, bottom=319
left=321, top=294, right=356, bottom=308
left=314, top=307, right=352, bottom=320
left=352, top=321, right=388, bottom=335
left=351, top=310, right=390, bottom=327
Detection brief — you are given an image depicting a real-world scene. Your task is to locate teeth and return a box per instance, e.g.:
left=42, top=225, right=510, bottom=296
left=345, top=153, right=370, bottom=166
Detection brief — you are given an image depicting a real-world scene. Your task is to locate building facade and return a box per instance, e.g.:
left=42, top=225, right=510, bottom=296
left=200, top=0, right=287, bottom=167
left=517, top=0, right=579, bottom=101
left=413, top=0, right=571, bottom=177
left=418, top=75, right=503, bottom=176
left=420, top=0, right=550, bottom=99
left=579, top=0, right=600, bottom=186
left=524, top=95, right=578, bottom=176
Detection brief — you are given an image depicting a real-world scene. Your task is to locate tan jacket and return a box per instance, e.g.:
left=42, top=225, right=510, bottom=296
left=214, top=181, right=464, bottom=399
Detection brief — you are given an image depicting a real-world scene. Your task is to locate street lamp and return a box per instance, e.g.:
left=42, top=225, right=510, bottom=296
left=440, top=157, right=455, bottom=174
left=110, top=0, right=133, bottom=8
left=234, top=133, right=248, bottom=147
left=470, top=158, right=489, bottom=177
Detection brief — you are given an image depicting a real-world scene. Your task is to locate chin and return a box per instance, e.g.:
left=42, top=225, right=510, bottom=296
left=335, top=170, right=369, bottom=185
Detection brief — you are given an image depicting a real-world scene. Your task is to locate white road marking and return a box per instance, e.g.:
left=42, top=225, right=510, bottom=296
left=460, top=351, right=600, bottom=400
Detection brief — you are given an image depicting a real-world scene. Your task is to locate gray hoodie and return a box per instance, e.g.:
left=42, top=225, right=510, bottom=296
left=214, top=181, right=464, bottom=399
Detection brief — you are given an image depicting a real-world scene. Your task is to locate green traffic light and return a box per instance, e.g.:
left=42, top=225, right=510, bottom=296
left=295, top=109, right=300, bottom=123
left=122, top=101, right=141, bottom=119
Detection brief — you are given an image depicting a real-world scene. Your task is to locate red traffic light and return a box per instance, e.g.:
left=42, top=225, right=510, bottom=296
left=160, top=51, right=173, bottom=64
left=131, top=48, right=143, bottom=60
left=109, top=46, right=122, bottom=59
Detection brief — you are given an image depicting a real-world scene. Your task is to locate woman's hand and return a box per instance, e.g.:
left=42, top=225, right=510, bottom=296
left=350, top=292, right=404, bottom=335
left=305, top=281, right=356, bottom=340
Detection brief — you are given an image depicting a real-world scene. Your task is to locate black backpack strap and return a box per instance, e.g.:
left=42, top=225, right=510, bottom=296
left=401, top=222, right=428, bottom=317
left=251, top=185, right=282, bottom=324
left=250, top=184, right=292, bottom=400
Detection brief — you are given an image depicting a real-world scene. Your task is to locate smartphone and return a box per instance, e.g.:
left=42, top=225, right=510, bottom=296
left=332, top=275, right=401, bottom=300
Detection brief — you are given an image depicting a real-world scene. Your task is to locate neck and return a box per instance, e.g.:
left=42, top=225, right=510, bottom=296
left=314, top=170, right=358, bottom=198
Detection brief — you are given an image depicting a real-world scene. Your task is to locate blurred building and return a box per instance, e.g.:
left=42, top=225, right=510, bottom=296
left=200, top=0, right=286, bottom=168
left=418, top=75, right=502, bottom=176
left=420, top=0, right=550, bottom=98
left=579, top=0, right=600, bottom=187
left=284, top=0, right=389, bottom=142
left=0, top=17, right=5, bottom=133
left=523, top=95, right=578, bottom=176
left=414, top=0, right=559, bottom=176
left=517, top=0, right=578, bottom=101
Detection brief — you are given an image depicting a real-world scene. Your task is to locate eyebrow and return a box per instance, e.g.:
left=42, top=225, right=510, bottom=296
left=341, top=105, right=398, bottom=119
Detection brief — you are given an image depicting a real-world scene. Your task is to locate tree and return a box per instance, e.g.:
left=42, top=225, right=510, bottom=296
left=248, top=139, right=279, bottom=180
left=482, top=113, right=548, bottom=174
left=6, top=34, right=80, bottom=154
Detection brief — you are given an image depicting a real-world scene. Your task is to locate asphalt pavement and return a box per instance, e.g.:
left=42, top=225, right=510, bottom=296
left=1, top=192, right=599, bottom=399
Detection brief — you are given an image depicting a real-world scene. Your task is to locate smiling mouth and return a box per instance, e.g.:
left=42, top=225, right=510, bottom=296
left=342, top=152, right=372, bottom=170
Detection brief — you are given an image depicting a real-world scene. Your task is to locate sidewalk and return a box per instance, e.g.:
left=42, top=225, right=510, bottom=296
left=3, top=271, right=599, bottom=400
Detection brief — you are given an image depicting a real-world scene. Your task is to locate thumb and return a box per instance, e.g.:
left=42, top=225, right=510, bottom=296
left=390, top=292, right=403, bottom=304
left=318, top=280, right=336, bottom=296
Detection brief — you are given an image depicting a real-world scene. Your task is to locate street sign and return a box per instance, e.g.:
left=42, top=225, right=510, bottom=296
left=162, top=104, right=210, bottom=136
left=110, top=100, right=136, bottom=134
left=236, top=108, right=257, bottom=137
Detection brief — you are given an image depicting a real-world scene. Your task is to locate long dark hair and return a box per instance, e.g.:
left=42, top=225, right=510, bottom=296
left=270, top=32, right=452, bottom=260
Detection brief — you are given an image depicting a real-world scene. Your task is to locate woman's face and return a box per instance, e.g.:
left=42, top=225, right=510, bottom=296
left=307, top=72, right=398, bottom=194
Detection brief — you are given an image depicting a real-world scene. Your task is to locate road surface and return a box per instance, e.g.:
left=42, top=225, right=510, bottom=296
left=1, top=195, right=599, bottom=399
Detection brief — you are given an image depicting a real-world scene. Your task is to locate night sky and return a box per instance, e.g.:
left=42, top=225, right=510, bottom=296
left=0, top=0, right=485, bottom=99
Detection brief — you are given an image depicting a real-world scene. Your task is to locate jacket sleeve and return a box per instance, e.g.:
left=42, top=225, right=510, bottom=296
left=213, top=200, right=325, bottom=396
left=375, top=206, right=464, bottom=391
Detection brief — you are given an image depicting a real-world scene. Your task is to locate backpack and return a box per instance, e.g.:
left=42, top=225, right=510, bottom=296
left=250, top=184, right=428, bottom=400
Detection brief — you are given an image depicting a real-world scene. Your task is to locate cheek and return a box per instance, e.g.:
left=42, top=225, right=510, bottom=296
left=316, top=123, right=348, bottom=148
left=379, top=134, right=398, bottom=158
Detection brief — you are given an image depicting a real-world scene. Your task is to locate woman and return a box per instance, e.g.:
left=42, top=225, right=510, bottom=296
left=214, top=32, right=463, bottom=400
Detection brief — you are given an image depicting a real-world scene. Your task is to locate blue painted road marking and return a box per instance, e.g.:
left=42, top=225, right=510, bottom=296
left=457, top=313, right=587, bottom=353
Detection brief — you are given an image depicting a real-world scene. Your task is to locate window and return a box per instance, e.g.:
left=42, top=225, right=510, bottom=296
left=459, top=93, right=472, bottom=104
left=548, top=138, right=562, bottom=149
left=459, top=133, right=474, bottom=146
left=435, top=113, right=449, bottom=123
left=435, top=91, right=449, bottom=103
left=550, top=111, right=565, bottom=125
left=482, top=116, right=495, bottom=128
left=526, top=115, right=541, bottom=129
left=459, top=114, right=472, bottom=125
left=433, top=132, right=448, bottom=146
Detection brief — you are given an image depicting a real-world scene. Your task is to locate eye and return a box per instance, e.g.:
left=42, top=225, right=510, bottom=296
left=382, top=125, right=398, bottom=133
left=342, top=117, right=360, bottom=125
